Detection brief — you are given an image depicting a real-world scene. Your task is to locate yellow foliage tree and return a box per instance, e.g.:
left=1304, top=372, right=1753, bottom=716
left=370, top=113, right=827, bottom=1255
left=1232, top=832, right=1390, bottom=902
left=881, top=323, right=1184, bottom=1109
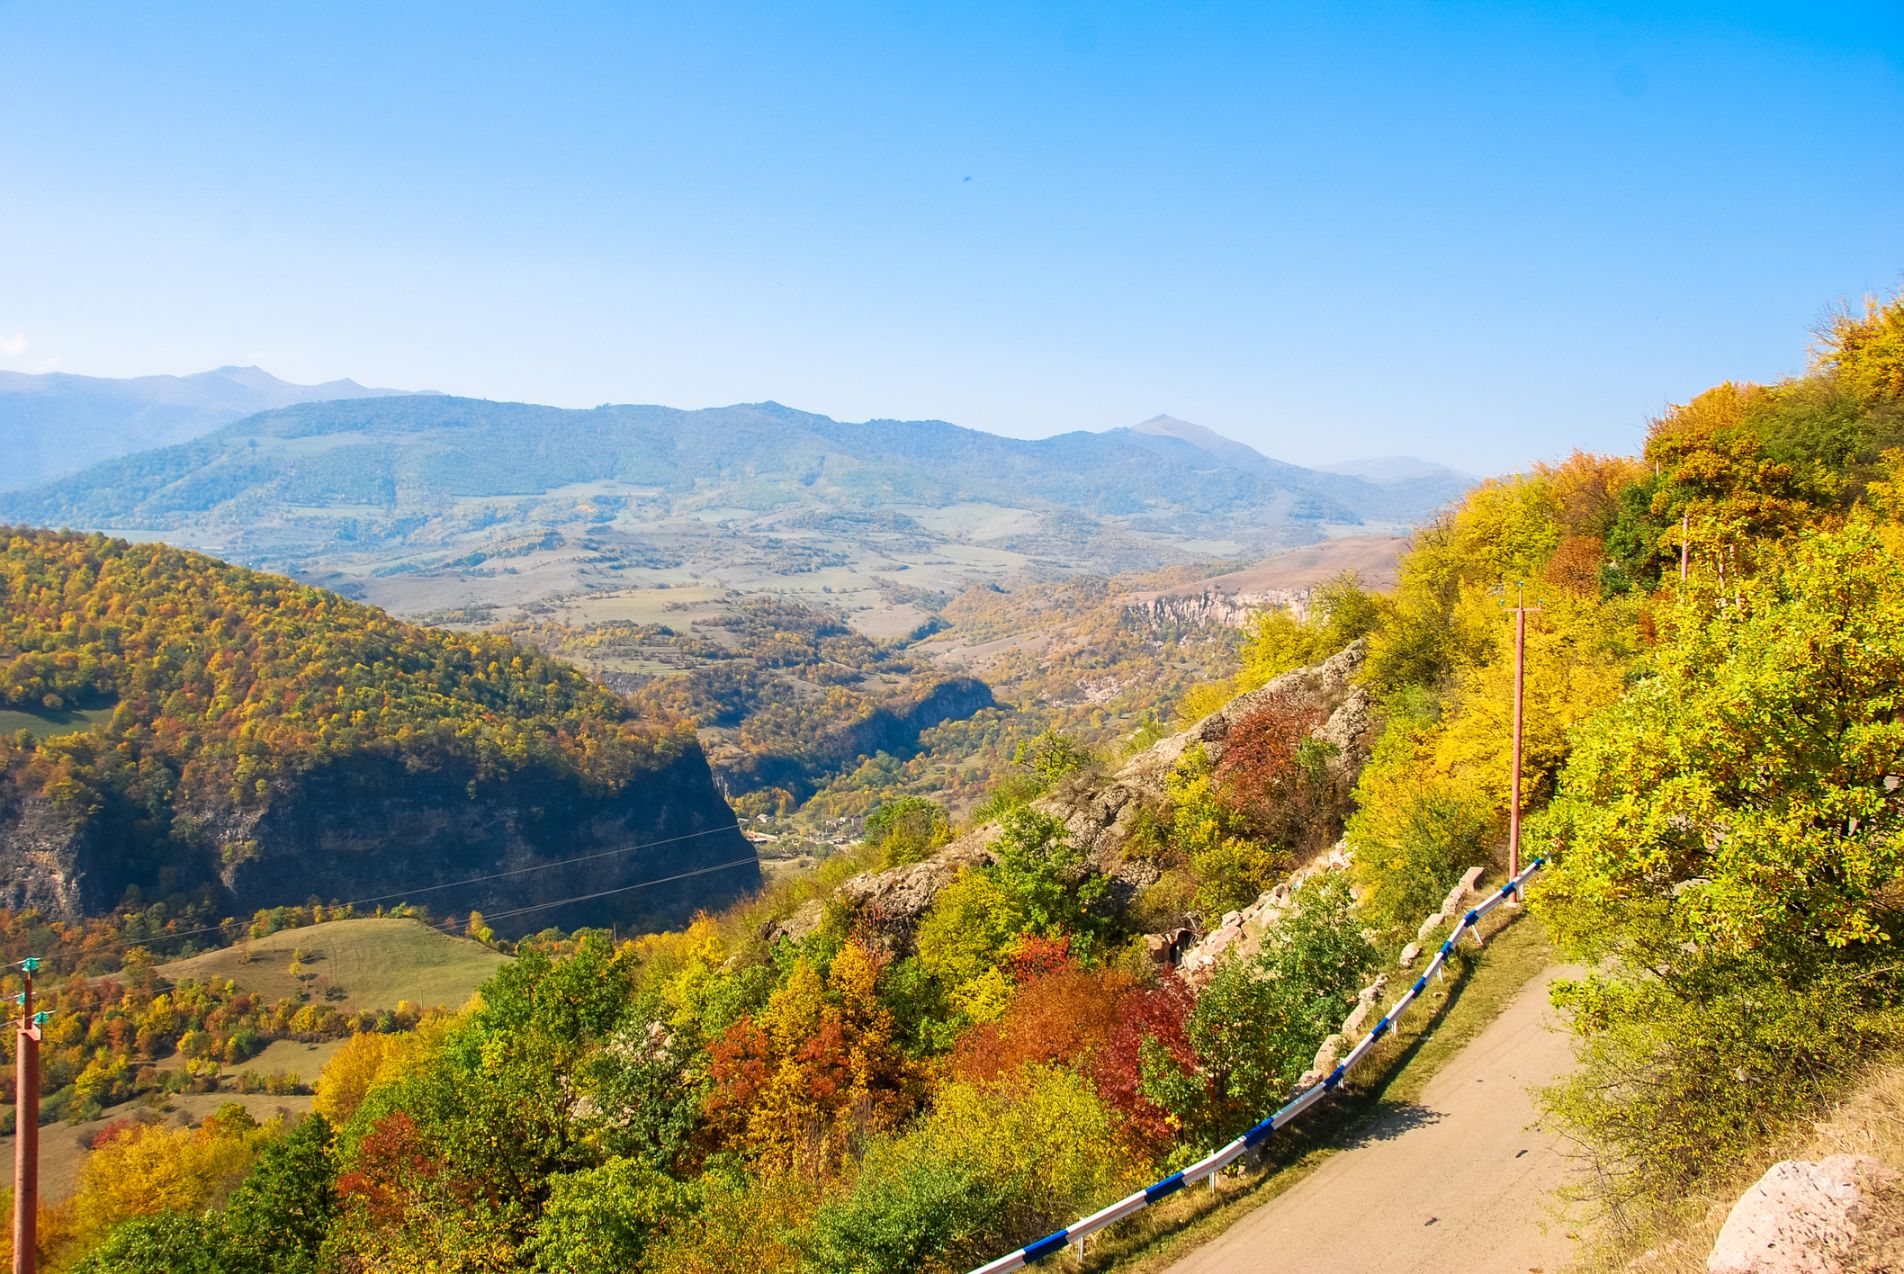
left=315, top=1025, right=442, bottom=1125
left=63, top=1110, right=266, bottom=1256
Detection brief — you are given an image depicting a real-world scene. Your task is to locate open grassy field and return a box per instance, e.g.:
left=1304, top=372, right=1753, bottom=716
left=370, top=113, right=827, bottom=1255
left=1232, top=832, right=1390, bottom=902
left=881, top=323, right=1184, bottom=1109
left=0, top=704, right=114, bottom=739
left=3, top=1089, right=322, bottom=1203
left=158, top=917, right=507, bottom=1014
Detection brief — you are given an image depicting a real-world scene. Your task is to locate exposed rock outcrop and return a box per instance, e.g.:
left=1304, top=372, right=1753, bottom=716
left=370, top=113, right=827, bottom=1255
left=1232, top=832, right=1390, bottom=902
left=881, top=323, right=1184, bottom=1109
left=1123, top=587, right=1312, bottom=632
left=830, top=643, right=1376, bottom=951
left=1709, top=1155, right=1901, bottom=1274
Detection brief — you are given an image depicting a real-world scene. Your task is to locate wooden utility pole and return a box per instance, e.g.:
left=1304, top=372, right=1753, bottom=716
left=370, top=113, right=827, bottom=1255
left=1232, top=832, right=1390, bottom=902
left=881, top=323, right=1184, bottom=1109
left=1507, top=587, right=1540, bottom=891
left=13, top=957, right=42, bottom=1274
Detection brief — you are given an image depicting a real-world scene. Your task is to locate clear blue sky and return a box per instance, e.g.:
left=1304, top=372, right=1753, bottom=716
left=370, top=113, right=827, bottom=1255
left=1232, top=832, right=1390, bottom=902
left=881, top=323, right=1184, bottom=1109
left=1, top=1, right=1898, bottom=473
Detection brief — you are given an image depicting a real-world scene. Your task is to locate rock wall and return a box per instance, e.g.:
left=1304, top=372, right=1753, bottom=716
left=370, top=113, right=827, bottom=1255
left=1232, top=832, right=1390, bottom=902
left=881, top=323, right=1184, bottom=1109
left=1123, top=586, right=1313, bottom=632
left=818, top=642, right=1376, bottom=951
left=0, top=742, right=760, bottom=940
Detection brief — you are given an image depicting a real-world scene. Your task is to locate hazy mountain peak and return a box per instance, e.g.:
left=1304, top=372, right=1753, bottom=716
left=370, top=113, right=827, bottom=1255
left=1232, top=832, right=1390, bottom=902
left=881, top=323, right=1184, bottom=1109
left=1315, top=456, right=1477, bottom=484
left=1127, top=414, right=1263, bottom=457
left=201, top=364, right=290, bottom=387
left=0, top=366, right=430, bottom=490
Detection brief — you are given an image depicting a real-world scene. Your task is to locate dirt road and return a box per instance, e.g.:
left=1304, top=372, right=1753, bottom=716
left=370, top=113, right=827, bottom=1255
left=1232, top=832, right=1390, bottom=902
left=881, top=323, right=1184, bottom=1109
left=1164, top=965, right=1582, bottom=1274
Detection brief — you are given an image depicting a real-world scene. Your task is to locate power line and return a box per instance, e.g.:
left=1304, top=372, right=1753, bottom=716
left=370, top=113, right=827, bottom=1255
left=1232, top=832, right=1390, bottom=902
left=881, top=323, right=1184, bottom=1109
left=466, top=854, right=765, bottom=927
left=4, top=820, right=761, bottom=969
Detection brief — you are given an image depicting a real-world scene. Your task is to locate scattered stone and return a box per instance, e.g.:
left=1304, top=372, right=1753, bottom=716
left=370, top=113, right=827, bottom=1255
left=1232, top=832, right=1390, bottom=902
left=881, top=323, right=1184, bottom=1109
left=1417, top=912, right=1446, bottom=943
left=1398, top=941, right=1422, bottom=968
left=1144, top=928, right=1194, bottom=966
left=1708, top=1155, right=1899, bottom=1274
left=1308, top=1033, right=1345, bottom=1078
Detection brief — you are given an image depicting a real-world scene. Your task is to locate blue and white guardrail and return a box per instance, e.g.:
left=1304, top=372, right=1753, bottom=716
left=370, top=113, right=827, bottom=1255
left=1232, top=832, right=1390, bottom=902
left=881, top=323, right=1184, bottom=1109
left=968, top=857, right=1547, bottom=1273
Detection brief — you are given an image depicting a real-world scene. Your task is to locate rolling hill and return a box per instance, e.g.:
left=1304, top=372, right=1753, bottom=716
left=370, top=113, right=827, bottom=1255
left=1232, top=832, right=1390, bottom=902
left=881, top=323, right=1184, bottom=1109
left=0, top=396, right=1470, bottom=625
left=0, top=526, right=759, bottom=936
left=0, top=365, right=433, bottom=490
left=157, top=917, right=508, bottom=1014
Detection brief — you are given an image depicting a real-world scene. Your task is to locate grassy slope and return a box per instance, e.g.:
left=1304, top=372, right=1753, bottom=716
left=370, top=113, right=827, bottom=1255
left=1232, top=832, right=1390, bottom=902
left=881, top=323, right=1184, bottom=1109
left=0, top=705, right=114, bottom=739
left=1576, top=1058, right=1904, bottom=1274
left=157, top=917, right=507, bottom=1014
left=6, top=922, right=500, bottom=1204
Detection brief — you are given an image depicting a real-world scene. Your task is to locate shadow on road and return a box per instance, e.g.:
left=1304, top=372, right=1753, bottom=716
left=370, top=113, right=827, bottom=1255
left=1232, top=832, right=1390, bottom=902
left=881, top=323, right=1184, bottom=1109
left=1336, top=1101, right=1445, bottom=1148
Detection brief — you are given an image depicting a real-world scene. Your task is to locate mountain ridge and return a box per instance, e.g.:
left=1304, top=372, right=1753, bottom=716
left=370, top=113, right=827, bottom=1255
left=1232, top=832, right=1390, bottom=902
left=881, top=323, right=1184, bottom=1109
left=0, top=364, right=434, bottom=490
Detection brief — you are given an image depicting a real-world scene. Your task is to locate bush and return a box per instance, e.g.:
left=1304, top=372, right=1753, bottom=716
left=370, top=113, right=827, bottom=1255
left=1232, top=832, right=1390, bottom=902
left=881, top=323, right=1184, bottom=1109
left=523, top=1157, right=690, bottom=1274
left=1350, top=786, right=1495, bottom=932
left=864, top=797, right=951, bottom=868
left=1540, top=958, right=1898, bottom=1227
left=804, top=1067, right=1139, bottom=1273
left=1149, top=878, right=1377, bottom=1147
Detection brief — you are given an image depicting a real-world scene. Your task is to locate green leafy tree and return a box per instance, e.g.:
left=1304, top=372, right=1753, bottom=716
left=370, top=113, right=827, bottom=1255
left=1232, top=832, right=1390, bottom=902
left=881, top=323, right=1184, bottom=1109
left=1010, top=729, right=1096, bottom=785
left=1150, top=878, right=1376, bottom=1146
left=864, top=796, right=952, bottom=867
left=523, top=1157, right=690, bottom=1274
left=1535, top=519, right=1904, bottom=1207
left=915, top=873, right=1026, bottom=992
left=577, top=1005, right=706, bottom=1173
left=72, top=1212, right=230, bottom=1274
left=220, top=1113, right=338, bottom=1272
left=987, top=807, right=1111, bottom=948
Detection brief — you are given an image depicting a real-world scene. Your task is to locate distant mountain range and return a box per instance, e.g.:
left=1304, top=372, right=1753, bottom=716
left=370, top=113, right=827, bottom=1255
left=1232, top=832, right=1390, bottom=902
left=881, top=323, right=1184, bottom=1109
left=0, top=365, right=434, bottom=489
left=0, top=379, right=1475, bottom=623
left=0, top=393, right=1469, bottom=529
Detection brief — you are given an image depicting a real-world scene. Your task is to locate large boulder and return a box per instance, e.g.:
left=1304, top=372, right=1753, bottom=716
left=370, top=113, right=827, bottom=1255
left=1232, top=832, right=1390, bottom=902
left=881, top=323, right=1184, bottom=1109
left=1708, top=1155, right=1900, bottom=1274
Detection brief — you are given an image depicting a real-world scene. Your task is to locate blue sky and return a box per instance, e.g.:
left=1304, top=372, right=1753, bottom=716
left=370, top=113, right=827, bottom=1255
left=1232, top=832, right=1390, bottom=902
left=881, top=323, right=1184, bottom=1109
left=0, top=1, right=1898, bottom=473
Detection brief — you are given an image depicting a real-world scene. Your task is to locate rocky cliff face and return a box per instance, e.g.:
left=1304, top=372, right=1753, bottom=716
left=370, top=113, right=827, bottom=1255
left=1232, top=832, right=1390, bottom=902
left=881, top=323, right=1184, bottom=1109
left=1123, top=586, right=1313, bottom=632
left=0, top=742, right=759, bottom=940
left=801, top=643, right=1375, bottom=950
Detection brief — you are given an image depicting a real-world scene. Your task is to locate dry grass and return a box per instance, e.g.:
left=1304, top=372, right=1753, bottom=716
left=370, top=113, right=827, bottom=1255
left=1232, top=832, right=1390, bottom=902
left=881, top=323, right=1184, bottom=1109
left=1574, top=1056, right=1904, bottom=1274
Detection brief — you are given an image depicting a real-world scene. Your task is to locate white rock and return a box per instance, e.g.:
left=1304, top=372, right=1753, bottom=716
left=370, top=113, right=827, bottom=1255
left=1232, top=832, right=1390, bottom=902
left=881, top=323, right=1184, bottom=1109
left=1398, top=941, right=1422, bottom=968
left=1417, top=912, right=1445, bottom=943
left=1708, top=1155, right=1898, bottom=1274
left=1308, top=1033, right=1345, bottom=1077
left=1457, top=864, right=1486, bottom=894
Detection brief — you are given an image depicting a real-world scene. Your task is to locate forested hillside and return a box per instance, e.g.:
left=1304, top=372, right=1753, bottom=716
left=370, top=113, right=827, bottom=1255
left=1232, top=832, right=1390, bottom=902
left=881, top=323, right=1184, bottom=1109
left=0, top=528, right=756, bottom=935
left=8, top=288, right=1903, bottom=1273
